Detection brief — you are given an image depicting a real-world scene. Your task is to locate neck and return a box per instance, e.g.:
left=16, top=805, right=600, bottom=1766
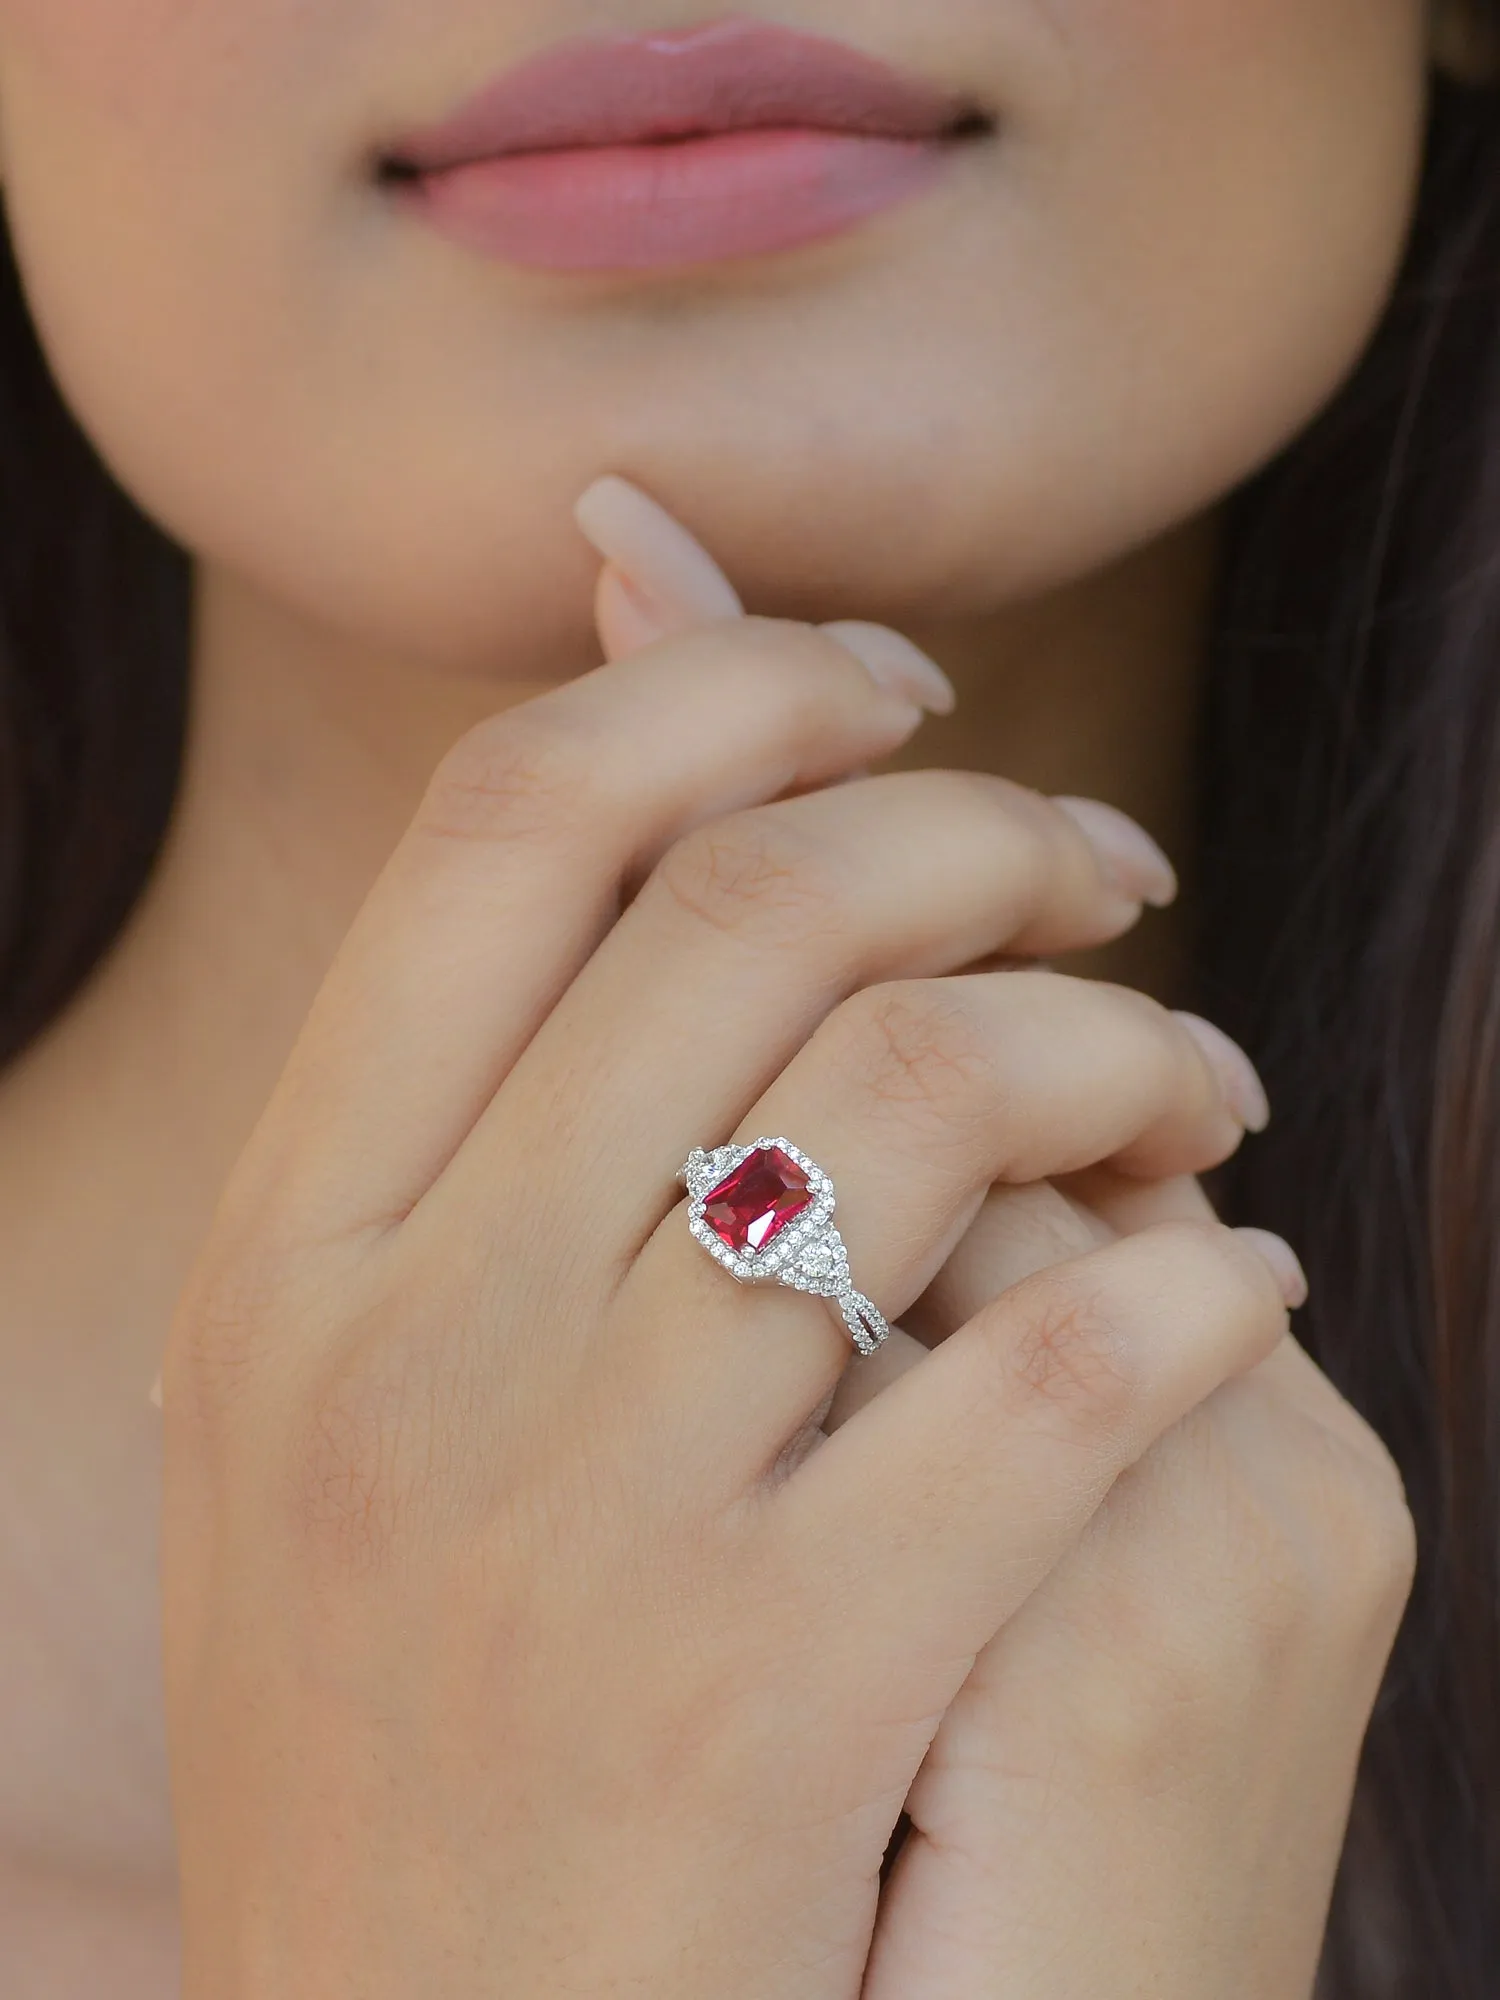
left=893, top=511, right=1220, bottom=999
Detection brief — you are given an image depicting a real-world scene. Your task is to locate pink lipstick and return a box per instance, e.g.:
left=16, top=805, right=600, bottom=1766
left=380, top=16, right=991, bottom=273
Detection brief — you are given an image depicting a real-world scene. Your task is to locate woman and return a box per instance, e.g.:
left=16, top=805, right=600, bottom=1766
left=0, top=1, right=1491, bottom=1993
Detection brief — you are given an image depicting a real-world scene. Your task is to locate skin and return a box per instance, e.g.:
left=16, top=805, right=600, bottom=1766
left=0, top=0, right=1452, bottom=1992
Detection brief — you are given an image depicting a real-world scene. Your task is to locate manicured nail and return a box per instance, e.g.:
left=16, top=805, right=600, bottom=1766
left=593, top=561, right=687, bottom=656
left=1051, top=796, right=1179, bottom=908
left=1175, top=1013, right=1272, bottom=1133
left=574, top=475, right=745, bottom=625
left=820, top=621, right=957, bottom=716
left=1236, top=1228, right=1309, bottom=1310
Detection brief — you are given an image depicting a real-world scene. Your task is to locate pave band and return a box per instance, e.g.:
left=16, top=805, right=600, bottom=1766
left=679, top=1137, right=890, bottom=1357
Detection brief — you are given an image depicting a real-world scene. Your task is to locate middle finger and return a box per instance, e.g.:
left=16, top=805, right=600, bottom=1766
left=437, top=769, right=1166, bottom=1247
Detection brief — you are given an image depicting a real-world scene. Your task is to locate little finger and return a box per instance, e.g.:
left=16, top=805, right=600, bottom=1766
left=774, top=1220, right=1295, bottom=1709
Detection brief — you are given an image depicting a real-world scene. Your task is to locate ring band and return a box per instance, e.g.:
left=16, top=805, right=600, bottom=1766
left=679, top=1137, right=890, bottom=1356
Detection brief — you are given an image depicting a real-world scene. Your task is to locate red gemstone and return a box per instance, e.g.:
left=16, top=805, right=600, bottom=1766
left=703, top=1146, right=812, bottom=1256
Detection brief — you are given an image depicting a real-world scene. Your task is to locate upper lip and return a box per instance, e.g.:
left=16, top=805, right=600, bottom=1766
left=382, top=14, right=992, bottom=173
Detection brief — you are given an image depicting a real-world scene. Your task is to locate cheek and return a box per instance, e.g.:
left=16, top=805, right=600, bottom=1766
left=1004, top=0, right=1429, bottom=500
left=1063, top=0, right=1408, bottom=72
left=0, top=0, right=390, bottom=610
left=0, top=0, right=369, bottom=146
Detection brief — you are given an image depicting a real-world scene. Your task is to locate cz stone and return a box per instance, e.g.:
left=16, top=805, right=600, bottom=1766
left=703, top=1146, right=812, bottom=1255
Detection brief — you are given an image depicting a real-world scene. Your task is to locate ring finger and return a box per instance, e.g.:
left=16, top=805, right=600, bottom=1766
left=622, top=969, right=1257, bottom=1468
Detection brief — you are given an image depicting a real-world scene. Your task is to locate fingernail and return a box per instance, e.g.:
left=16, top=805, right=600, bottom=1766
left=148, top=1373, right=163, bottom=1410
left=574, top=475, right=744, bottom=625
left=594, top=561, right=685, bottom=655
left=1236, top=1228, right=1309, bottom=1310
left=1175, top=1013, right=1272, bottom=1133
left=1051, top=797, right=1178, bottom=908
left=820, top=621, right=957, bottom=717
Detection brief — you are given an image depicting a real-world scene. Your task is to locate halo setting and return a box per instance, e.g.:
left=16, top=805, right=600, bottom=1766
left=680, top=1137, right=890, bottom=1356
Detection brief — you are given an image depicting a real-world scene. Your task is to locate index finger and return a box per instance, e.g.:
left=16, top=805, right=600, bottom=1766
left=220, top=616, right=933, bottom=1242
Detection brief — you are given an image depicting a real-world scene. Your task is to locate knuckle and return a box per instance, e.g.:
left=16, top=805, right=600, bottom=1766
left=652, top=808, right=850, bottom=950
left=1226, top=1493, right=1322, bottom=1649
left=834, top=983, right=1000, bottom=1142
left=1308, top=1429, right=1419, bottom=1626
left=983, top=779, right=1060, bottom=872
left=1192, top=1378, right=1417, bottom=1647
left=417, top=710, right=588, bottom=848
left=959, top=777, right=1054, bottom=907
left=1208, top=1424, right=1416, bottom=1663
left=991, top=1265, right=1140, bottom=1441
left=1092, top=980, right=1189, bottom=1080
left=657, top=617, right=878, bottom=731
left=1140, top=1422, right=1313, bottom=1653
left=909, top=767, right=1052, bottom=843
left=1157, top=1218, right=1290, bottom=1349
left=732, top=615, right=867, bottom=687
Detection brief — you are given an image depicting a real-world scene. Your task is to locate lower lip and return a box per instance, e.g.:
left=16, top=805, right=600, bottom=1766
left=396, top=126, right=956, bottom=272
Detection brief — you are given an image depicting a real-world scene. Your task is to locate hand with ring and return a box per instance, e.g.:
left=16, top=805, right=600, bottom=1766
left=840, top=1167, right=1414, bottom=2000
left=161, top=477, right=1316, bottom=1999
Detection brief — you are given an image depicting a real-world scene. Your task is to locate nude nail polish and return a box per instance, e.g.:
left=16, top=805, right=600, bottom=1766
left=1236, top=1228, right=1309, bottom=1309
left=594, top=560, right=686, bottom=656
left=574, top=475, right=745, bottom=624
left=1176, top=1012, right=1272, bottom=1133
left=1051, top=796, right=1179, bottom=909
left=820, top=621, right=957, bottom=717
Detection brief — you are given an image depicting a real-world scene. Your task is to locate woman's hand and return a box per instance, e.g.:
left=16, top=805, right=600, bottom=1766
left=159, top=480, right=1295, bottom=1999
left=845, top=1172, right=1416, bottom=2000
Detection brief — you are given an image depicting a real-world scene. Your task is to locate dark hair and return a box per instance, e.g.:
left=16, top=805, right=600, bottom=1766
left=0, top=55, right=1497, bottom=2000
left=0, top=231, right=189, bottom=1068
left=1205, top=68, right=1500, bottom=1998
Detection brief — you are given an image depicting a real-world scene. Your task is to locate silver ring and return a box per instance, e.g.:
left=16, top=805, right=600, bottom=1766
left=679, top=1137, right=890, bottom=1356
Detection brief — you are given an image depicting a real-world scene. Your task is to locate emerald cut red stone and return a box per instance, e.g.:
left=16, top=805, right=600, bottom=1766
left=703, top=1146, right=812, bottom=1256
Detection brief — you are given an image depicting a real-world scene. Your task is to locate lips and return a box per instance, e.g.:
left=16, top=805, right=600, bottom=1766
left=380, top=15, right=992, bottom=272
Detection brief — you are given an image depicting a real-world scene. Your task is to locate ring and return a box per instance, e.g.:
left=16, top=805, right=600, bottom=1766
left=678, top=1137, right=891, bottom=1356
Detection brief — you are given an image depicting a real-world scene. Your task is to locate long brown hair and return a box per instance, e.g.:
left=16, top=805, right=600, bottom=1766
left=1206, top=65, right=1500, bottom=1996
left=0, top=238, right=187, bottom=1067
left=0, top=58, right=1495, bottom=2000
